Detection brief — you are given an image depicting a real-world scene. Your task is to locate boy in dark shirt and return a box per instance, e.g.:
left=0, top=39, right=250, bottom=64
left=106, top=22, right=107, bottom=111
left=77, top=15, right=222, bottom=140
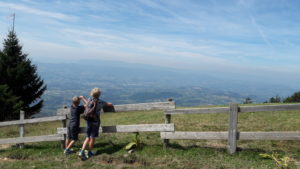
left=64, top=96, right=85, bottom=155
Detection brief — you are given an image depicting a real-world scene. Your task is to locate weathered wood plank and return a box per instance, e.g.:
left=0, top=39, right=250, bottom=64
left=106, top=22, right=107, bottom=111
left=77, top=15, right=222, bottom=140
left=228, top=103, right=238, bottom=154
left=0, top=116, right=66, bottom=127
left=160, top=132, right=228, bottom=140
left=165, top=107, right=229, bottom=114
left=56, top=107, right=69, bottom=116
left=239, top=104, right=300, bottom=113
left=102, top=124, right=175, bottom=133
left=238, top=132, right=300, bottom=140
left=61, top=115, right=67, bottom=149
left=163, top=114, right=172, bottom=147
left=56, top=101, right=176, bottom=115
left=57, top=124, right=175, bottom=134
left=0, top=134, right=64, bottom=145
left=114, top=101, right=176, bottom=112
left=160, top=131, right=300, bottom=140
left=19, top=111, right=25, bottom=148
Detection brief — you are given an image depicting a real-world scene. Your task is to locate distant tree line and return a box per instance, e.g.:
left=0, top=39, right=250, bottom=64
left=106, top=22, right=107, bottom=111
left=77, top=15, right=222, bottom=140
left=244, top=91, right=300, bottom=104
left=265, top=95, right=281, bottom=103
left=283, top=91, right=300, bottom=103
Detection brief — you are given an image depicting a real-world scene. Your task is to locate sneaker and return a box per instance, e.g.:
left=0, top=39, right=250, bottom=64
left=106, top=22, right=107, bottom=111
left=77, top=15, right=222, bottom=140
left=88, top=151, right=94, bottom=157
left=78, top=150, right=87, bottom=160
left=64, top=148, right=72, bottom=155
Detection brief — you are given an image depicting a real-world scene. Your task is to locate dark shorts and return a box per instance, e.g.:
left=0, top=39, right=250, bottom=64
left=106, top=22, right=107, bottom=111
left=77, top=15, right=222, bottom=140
left=67, top=125, right=79, bottom=140
left=86, top=120, right=100, bottom=138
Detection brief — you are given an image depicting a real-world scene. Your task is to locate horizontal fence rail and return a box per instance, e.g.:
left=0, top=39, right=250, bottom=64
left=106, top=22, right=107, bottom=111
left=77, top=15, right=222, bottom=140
left=161, top=132, right=228, bottom=140
left=114, top=101, right=176, bottom=112
left=57, top=101, right=176, bottom=116
left=165, top=104, right=300, bottom=115
left=239, top=104, right=300, bottom=113
left=238, top=132, right=300, bottom=140
left=165, top=107, right=229, bottom=114
left=0, top=134, right=64, bottom=144
left=57, top=124, right=175, bottom=134
left=0, top=116, right=66, bottom=127
left=160, top=131, right=300, bottom=140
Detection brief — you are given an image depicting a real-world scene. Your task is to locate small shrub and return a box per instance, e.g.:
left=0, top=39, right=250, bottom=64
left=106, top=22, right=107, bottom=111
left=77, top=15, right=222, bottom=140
left=260, top=152, right=290, bottom=168
left=125, top=132, right=142, bottom=153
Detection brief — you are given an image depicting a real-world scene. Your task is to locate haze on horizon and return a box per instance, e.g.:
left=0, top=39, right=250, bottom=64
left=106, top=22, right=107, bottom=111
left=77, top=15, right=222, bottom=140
left=0, top=0, right=300, bottom=79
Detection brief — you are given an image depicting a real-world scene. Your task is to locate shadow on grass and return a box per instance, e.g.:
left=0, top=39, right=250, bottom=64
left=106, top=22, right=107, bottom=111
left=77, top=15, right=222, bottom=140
left=168, top=143, right=226, bottom=152
left=20, top=143, right=61, bottom=150
left=237, top=147, right=268, bottom=154
left=94, top=141, right=127, bottom=155
left=168, top=143, right=269, bottom=155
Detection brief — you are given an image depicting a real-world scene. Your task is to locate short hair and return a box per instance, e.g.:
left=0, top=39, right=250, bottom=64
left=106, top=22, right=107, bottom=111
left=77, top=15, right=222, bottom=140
left=90, top=88, right=101, bottom=98
left=72, top=96, right=80, bottom=105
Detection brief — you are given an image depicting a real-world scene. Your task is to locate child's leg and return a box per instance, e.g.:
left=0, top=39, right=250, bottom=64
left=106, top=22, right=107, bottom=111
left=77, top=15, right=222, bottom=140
left=79, top=137, right=90, bottom=159
left=65, top=139, right=70, bottom=149
left=81, top=137, right=90, bottom=150
left=65, top=126, right=72, bottom=148
left=88, top=121, right=99, bottom=151
left=66, top=140, right=76, bottom=149
left=83, top=120, right=92, bottom=150
left=88, top=138, right=95, bottom=150
left=66, top=126, right=79, bottom=149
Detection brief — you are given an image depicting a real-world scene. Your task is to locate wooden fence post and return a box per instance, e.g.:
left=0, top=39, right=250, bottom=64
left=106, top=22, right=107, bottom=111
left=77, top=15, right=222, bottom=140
left=61, top=106, right=68, bottom=149
left=163, top=114, right=171, bottom=148
left=61, top=116, right=67, bottom=149
left=228, top=103, right=238, bottom=154
left=19, top=110, right=25, bottom=148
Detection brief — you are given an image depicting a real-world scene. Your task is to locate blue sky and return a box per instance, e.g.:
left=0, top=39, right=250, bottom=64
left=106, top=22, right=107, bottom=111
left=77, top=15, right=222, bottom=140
left=0, top=0, right=300, bottom=75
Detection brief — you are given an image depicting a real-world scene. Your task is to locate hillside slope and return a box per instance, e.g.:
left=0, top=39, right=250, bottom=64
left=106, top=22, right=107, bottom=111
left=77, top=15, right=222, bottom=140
left=0, top=104, right=299, bottom=168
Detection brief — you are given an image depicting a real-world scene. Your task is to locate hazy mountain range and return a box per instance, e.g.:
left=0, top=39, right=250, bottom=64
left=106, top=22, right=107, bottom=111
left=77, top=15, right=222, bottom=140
left=35, top=60, right=299, bottom=117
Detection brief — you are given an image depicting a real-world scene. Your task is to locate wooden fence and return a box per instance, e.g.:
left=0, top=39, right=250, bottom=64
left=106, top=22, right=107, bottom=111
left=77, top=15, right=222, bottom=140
left=161, top=103, right=300, bottom=154
left=1, top=102, right=299, bottom=154
left=0, top=111, right=66, bottom=147
left=56, top=101, right=176, bottom=148
left=0, top=101, right=176, bottom=148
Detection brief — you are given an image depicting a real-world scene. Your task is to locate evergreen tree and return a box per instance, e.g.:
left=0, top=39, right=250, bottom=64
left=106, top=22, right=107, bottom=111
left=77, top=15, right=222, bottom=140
left=0, top=84, right=23, bottom=121
left=269, top=95, right=281, bottom=103
left=243, top=97, right=253, bottom=104
left=0, top=31, right=46, bottom=119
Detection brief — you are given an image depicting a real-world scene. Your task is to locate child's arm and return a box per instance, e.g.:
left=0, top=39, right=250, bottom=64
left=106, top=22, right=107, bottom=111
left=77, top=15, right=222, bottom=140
left=105, top=102, right=113, bottom=106
left=79, top=96, right=88, bottom=106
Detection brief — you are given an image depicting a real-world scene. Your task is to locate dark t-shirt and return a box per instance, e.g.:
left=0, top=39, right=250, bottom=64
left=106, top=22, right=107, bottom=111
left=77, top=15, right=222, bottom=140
left=68, top=105, right=84, bottom=127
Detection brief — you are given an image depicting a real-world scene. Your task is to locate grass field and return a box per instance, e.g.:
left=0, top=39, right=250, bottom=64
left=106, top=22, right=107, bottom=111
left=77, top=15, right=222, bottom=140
left=0, top=104, right=299, bottom=168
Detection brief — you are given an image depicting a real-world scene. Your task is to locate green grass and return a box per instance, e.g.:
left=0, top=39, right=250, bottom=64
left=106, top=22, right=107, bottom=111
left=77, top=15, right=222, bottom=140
left=0, top=104, right=299, bottom=168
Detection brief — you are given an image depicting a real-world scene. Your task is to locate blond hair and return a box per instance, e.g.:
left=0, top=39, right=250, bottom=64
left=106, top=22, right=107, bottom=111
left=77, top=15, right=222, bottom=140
left=72, top=96, right=80, bottom=105
left=90, top=88, right=101, bottom=98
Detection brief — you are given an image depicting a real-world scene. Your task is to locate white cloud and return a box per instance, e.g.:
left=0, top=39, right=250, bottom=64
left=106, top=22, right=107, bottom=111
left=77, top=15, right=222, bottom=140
left=0, top=2, right=77, bottom=21
left=1, top=0, right=299, bottom=76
